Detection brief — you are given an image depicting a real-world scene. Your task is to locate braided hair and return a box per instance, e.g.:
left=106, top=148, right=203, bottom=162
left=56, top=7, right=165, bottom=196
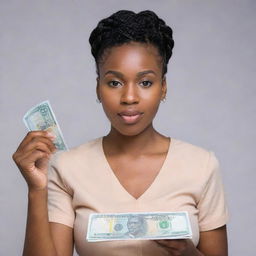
left=89, top=10, right=174, bottom=77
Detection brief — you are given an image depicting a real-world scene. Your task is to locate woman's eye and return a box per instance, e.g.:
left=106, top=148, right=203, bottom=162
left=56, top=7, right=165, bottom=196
left=108, top=81, right=121, bottom=87
left=140, top=80, right=152, bottom=87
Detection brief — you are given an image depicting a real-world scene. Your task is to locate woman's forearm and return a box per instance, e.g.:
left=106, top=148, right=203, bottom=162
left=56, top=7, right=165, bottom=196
left=23, top=189, right=57, bottom=256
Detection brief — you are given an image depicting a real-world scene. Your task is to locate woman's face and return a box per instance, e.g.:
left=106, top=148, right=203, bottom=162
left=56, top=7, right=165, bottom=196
left=97, top=42, right=167, bottom=136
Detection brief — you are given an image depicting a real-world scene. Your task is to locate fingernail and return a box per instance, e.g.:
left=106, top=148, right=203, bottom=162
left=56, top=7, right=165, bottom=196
left=47, top=132, right=56, bottom=138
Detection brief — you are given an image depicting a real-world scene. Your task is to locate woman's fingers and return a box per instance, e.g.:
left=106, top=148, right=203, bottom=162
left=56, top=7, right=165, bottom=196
left=156, top=239, right=185, bottom=248
left=23, top=136, right=56, bottom=154
left=13, top=132, right=56, bottom=160
left=155, top=239, right=179, bottom=250
left=154, top=239, right=195, bottom=256
left=16, top=131, right=55, bottom=151
left=13, top=131, right=58, bottom=190
left=18, top=150, right=50, bottom=172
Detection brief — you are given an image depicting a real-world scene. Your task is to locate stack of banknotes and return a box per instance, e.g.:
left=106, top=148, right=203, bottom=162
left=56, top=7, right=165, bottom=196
left=23, top=102, right=192, bottom=242
left=23, top=100, right=68, bottom=151
left=87, top=212, right=192, bottom=242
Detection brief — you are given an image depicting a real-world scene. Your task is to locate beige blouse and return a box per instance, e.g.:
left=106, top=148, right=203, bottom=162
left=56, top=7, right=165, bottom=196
left=48, top=137, right=228, bottom=256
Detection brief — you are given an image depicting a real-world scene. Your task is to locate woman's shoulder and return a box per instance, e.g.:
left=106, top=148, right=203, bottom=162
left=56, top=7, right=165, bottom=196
left=50, top=136, right=103, bottom=166
left=171, top=137, right=219, bottom=174
left=171, top=137, right=212, bottom=156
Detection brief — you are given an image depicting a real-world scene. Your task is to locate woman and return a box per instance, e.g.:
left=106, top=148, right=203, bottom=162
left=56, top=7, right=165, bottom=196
left=13, top=10, right=228, bottom=256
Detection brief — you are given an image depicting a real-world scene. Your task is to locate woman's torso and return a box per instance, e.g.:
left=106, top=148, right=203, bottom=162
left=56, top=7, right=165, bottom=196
left=49, top=136, right=216, bottom=255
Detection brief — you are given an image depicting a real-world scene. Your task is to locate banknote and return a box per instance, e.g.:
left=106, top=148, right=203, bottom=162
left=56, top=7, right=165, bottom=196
left=87, top=211, right=192, bottom=242
left=23, top=100, right=68, bottom=151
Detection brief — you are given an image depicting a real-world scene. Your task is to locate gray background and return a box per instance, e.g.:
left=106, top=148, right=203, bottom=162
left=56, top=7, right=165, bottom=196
left=1, top=0, right=255, bottom=255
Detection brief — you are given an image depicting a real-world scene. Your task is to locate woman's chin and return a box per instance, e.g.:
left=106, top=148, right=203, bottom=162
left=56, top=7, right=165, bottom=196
left=110, top=124, right=153, bottom=137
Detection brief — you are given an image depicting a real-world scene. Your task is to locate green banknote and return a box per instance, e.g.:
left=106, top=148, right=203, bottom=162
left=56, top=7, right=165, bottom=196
left=23, top=100, right=68, bottom=151
left=87, top=211, right=192, bottom=242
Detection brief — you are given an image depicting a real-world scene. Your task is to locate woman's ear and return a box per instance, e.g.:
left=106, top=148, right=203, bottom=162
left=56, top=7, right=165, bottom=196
left=161, top=76, right=167, bottom=100
left=96, top=77, right=100, bottom=101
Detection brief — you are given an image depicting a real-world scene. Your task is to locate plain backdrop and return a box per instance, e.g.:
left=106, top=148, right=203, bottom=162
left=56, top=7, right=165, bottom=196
left=1, top=0, right=255, bottom=255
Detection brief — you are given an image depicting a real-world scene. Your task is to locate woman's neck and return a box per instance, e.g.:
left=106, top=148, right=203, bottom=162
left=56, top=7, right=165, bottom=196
left=103, top=124, right=168, bottom=156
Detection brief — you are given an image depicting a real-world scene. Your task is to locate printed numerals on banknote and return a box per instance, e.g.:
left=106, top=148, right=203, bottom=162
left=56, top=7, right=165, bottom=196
left=87, top=211, right=192, bottom=242
left=23, top=100, right=68, bottom=151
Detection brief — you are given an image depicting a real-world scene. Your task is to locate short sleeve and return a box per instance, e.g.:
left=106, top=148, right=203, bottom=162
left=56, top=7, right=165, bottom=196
left=197, top=152, right=228, bottom=231
left=47, top=154, right=75, bottom=228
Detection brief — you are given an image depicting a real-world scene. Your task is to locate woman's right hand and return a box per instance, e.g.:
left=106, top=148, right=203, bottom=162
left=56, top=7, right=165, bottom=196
left=12, top=131, right=57, bottom=191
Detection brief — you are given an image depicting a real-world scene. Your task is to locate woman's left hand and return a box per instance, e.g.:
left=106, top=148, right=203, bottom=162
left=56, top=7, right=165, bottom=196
left=154, top=239, right=203, bottom=256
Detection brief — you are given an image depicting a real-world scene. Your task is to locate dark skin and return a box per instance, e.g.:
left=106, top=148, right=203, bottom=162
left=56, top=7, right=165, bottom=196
left=12, top=41, right=228, bottom=256
left=97, top=42, right=169, bottom=200
left=97, top=42, right=228, bottom=256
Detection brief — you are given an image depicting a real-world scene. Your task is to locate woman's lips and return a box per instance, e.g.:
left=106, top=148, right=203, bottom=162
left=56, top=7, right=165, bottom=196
left=118, top=111, right=143, bottom=124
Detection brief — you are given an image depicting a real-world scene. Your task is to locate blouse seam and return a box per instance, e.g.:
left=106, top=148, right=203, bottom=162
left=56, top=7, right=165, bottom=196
left=48, top=212, right=74, bottom=228
left=197, top=151, right=213, bottom=206
left=54, top=154, right=74, bottom=196
left=199, top=213, right=228, bottom=231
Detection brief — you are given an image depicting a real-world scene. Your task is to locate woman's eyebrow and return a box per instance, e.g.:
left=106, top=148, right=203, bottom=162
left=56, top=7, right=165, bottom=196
left=104, top=70, right=156, bottom=78
left=137, top=70, right=156, bottom=77
left=104, top=70, right=124, bottom=78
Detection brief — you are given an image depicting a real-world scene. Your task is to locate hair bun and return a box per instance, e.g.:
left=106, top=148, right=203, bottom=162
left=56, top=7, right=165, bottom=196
left=89, top=10, right=174, bottom=75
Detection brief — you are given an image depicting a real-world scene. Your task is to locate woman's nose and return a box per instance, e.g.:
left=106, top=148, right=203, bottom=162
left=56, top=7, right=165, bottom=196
left=120, top=83, right=139, bottom=105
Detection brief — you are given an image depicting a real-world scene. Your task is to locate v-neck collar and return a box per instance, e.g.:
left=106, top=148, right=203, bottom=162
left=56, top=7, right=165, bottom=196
left=98, top=136, right=175, bottom=201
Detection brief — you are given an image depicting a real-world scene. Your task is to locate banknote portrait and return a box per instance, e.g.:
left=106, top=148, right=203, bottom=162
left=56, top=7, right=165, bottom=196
left=125, top=215, right=147, bottom=238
